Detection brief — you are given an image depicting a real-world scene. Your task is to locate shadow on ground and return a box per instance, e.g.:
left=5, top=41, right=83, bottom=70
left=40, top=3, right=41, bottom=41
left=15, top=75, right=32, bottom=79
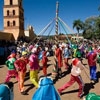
left=0, top=65, right=5, bottom=68
left=83, top=82, right=95, bottom=96
left=53, top=67, right=71, bottom=84
left=24, top=83, right=35, bottom=94
left=61, top=89, right=79, bottom=95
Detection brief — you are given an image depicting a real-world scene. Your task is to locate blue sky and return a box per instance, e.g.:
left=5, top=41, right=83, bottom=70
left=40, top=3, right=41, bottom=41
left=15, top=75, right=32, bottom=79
left=0, top=0, right=100, bottom=35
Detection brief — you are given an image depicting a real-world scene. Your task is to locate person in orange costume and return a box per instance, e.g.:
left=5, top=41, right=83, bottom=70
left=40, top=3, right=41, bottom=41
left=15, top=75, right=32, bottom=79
left=42, top=47, right=48, bottom=76
left=14, top=53, right=29, bottom=95
left=55, top=44, right=63, bottom=78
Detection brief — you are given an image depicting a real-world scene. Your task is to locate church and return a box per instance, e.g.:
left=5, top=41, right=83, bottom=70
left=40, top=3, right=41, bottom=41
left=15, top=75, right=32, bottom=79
left=0, top=0, right=35, bottom=41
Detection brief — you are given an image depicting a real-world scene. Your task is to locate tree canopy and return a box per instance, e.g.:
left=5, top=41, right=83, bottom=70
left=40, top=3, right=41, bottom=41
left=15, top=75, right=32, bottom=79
left=73, top=5, right=100, bottom=39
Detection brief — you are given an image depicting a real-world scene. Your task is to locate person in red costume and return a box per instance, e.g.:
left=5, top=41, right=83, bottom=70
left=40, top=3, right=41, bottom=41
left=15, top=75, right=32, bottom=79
left=14, top=53, right=29, bottom=95
left=55, top=44, right=63, bottom=78
left=87, top=50, right=97, bottom=83
left=58, top=58, right=84, bottom=98
left=42, top=47, right=48, bottom=76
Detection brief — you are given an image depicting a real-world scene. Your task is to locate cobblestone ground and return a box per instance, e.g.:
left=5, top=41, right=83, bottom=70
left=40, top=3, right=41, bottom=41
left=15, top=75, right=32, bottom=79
left=0, top=57, right=100, bottom=100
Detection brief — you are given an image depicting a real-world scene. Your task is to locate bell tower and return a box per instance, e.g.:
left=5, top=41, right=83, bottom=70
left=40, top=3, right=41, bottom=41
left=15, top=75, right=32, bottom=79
left=3, top=0, right=25, bottom=40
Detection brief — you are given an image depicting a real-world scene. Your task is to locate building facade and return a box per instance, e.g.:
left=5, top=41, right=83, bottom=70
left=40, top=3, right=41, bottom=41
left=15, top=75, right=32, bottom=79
left=24, top=25, right=36, bottom=42
left=3, top=0, right=25, bottom=40
left=0, top=31, right=15, bottom=41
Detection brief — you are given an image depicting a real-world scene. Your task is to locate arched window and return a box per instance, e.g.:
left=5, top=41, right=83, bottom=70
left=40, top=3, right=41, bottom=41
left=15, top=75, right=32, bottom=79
left=20, top=2, right=22, bottom=7
left=22, top=13, right=23, bottom=17
left=13, top=10, right=15, bottom=15
left=13, top=21, right=16, bottom=26
left=10, top=0, right=13, bottom=5
left=7, top=21, right=10, bottom=27
left=7, top=10, right=9, bottom=16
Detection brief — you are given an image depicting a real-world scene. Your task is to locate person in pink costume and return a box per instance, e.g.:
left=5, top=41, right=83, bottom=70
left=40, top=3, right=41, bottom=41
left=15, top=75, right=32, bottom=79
left=29, top=48, right=40, bottom=88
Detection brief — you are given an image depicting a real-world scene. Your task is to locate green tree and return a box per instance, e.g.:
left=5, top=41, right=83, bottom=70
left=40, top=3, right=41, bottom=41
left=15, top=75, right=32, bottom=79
left=95, top=17, right=100, bottom=38
left=82, top=16, right=97, bottom=39
left=73, top=19, right=83, bottom=34
left=95, top=17, right=100, bottom=29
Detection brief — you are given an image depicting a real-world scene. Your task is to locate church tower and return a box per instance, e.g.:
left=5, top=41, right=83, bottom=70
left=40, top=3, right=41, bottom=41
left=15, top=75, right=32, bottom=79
left=3, top=0, right=25, bottom=40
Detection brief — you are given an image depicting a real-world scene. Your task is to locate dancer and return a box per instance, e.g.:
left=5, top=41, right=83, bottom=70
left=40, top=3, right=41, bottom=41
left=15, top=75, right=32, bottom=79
left=62, top=44, right=70, bottom=70
left=76, top=48, right=82, bottom=59
left=55, top=44, right=63, bottom=78
left=0, top=82, right=14, bottom=100
left=14, top=53, right=29, bottom=95
left=32, top=77, right=60, bottom=100
left=87, top=50, right=97, bottom=83
left=5, top=53, right=18, bottom=82
left=58, top=58, right=84, bottom=98
left=29, top=48, right=40, bottom=88
left=42, top=47, right=48, bottom=76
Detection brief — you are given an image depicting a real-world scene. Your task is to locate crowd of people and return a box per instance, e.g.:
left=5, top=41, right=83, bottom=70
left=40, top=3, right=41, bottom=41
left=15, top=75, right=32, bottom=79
left=1, top=39, right=100, bottom=100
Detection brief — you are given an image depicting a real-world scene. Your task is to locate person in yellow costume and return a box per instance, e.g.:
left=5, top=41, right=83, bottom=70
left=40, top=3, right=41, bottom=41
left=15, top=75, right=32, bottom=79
left=29, top=48, right=40, bottom=88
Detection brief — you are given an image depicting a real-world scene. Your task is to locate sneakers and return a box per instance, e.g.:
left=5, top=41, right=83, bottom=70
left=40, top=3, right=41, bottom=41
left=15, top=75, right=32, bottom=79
left=91, top=79, right=98, bottom=84
left=78, top=93, right=84, bottom=99
left=93, top=79, right=98, bottom=83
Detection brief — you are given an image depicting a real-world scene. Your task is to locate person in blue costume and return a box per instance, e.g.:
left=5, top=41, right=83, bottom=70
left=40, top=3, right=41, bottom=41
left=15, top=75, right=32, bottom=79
left=0, top=82, right=14, bottom=100
left=32, top=77, right=60, bottom=100
left=38, top=49, right=44, bottom=60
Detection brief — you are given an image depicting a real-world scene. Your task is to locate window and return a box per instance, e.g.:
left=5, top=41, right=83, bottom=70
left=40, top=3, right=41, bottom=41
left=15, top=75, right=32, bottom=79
left=10, top=0, right=13, bottom=5
left=13, top=10, right=15, bottom=15
left=7, top=10, right=9, bottom=16
left=20, top=2, right=22, bottom=7
left=20, top=11, right=21, bottom=17
left=13, top=21, right=16, bottom=26
left=22, top=13, right=23, bottom=17
left=7, top=21, right=10, bottom=27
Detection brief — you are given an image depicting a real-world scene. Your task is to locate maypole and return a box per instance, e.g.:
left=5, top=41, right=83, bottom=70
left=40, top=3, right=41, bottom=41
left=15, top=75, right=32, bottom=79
left=55, top=1, right=59, bottom=40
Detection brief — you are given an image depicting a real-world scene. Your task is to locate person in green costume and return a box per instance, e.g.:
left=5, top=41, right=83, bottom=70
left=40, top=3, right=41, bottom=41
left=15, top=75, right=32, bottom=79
left=84, top=93, right=100, bottom=100
left=88, top=45, right=92, bottom=52
left=5, top=53, right=19, bottom=82
left=76, top=48, right=82, bottom=59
